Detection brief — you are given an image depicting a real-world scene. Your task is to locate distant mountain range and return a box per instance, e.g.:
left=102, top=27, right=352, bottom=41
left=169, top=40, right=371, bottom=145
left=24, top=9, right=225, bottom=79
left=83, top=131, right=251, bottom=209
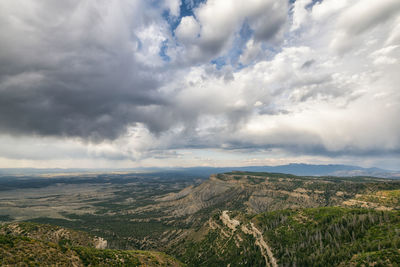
left=175, top=164, right=400, bottom=178
left=0, top=163, right=399, bottom=178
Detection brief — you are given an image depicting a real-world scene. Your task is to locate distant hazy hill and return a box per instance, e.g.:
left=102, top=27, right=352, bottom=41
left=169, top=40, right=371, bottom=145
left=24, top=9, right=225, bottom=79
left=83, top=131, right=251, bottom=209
left=177, top=164, right=400, bottom=178
left=1, top=163, right=399, bottom=178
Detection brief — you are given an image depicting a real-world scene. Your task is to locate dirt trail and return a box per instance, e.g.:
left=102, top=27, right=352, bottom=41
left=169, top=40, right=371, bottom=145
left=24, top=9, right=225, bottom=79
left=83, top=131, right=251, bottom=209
left=220, top=210, right=240, bottom=231
left=221, top=210, right=278, bottom=267
left=244, top=222, right=278, bottom=267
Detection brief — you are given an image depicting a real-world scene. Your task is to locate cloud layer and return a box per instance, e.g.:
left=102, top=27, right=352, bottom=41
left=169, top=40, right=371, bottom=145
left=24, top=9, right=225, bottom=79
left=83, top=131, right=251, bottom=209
left=0, top=0, right=399, bottom=169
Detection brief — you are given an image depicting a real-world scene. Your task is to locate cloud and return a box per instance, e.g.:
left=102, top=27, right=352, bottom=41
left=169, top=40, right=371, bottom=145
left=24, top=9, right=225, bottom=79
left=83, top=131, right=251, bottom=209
left=175, top=16, right=201, bottom=43
left=329, top=0, right=400, bottom=54
left=239, top=39, right=263, bottom=65
left=0, top=0, right=174, bottom=141
left=163, top=0, right=181, bottom=17
left=174, top=0, right=288, bottom=63
left=0, top=0, right=399, bottom=169
left=291, top=0, right=312, bottom=31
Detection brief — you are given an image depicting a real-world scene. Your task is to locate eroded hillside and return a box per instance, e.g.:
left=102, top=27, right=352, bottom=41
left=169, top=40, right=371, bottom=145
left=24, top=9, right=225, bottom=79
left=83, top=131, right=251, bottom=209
left=149, top=172, right=400, bottom=218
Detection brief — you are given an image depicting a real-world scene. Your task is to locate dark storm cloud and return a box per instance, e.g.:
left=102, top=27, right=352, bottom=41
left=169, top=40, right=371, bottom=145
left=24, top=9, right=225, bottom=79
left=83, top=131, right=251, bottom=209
left=0, top=0, right=174, bottom=141
left=0, top=71, right=164, bottom=140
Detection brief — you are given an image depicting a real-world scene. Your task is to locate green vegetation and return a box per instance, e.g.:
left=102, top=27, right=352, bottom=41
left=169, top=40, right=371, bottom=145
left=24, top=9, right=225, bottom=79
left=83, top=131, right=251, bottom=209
left=74, top=246, right=180, bottom=266
left=344, top=248, right=400, bottom=266
left=181, top=230, right=264, bottom=267
left=29, top=214, right=175, bottom=249
left=255, top=207, right=400, bottom=266
left=0, top=234, right=82, bottom=266
left=0, top=222, right=183, bottom=266
left=225, top=171, right=299, bottom=179
left=356, top=189, right=400, bottom=208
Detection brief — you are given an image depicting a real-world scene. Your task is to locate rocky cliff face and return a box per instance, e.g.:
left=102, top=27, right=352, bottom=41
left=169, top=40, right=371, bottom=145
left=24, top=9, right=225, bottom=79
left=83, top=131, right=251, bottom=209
left=153, top=172, right=397, bottom=217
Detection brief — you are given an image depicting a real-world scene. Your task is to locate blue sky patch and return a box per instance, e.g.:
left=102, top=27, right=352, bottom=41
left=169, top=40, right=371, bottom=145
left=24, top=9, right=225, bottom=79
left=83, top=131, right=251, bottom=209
left=164, top=0, right=206, bottom=34
left=159, top=39, right=171, bottom=62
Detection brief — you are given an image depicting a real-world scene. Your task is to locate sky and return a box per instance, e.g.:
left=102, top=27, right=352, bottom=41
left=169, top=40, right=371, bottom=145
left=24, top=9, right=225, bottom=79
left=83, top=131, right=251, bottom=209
left=0, top=0, right=400, bottom=170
